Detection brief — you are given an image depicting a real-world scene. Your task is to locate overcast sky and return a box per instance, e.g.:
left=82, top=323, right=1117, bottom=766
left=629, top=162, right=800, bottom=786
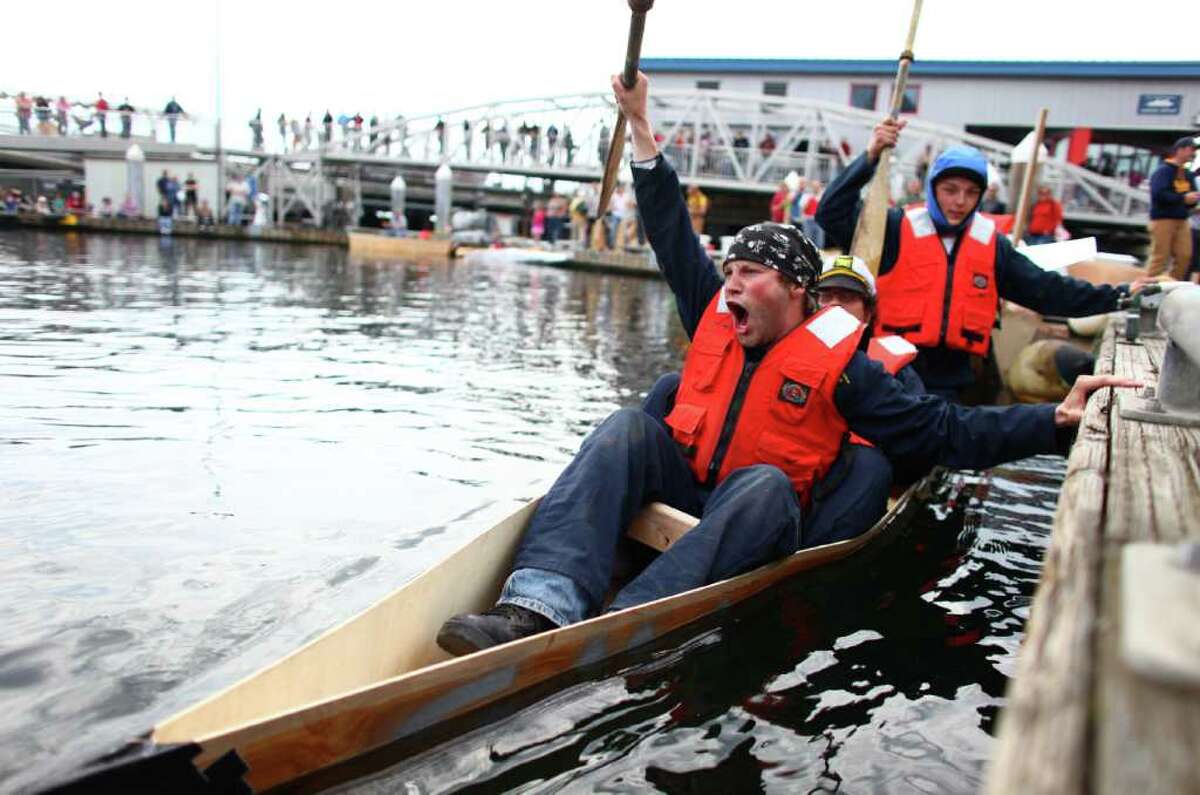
left=5, top=0, right=1195, bottom=142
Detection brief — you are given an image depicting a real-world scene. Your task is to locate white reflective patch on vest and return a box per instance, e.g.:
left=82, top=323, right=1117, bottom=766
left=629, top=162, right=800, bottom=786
left=906, top=207, right=936, bottom=238
left=717, top=286, right=729, bottom=313
left=969, top=213, right=996, bottom=245
left=878, top=335, right=918, bottom=356
left=807, top=306, right=860, bottom=349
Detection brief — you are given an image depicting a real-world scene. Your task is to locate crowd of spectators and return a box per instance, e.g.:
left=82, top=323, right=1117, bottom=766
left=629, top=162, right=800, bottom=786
left=4, top=91, right=187, bottom=142
left=769, top=176, right=826, bottom=247
left=1, top=186, right=135, bottom=219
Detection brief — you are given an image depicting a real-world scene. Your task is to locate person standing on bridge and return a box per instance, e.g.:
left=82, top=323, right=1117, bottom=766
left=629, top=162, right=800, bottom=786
left=277, top=113, right=287, bottom=151
left=15, top=93, right=33, bottom=135
left=816, top=117, right=1147, bottom=403
left=322, top=110, right=333, bottom=145
left=598, top=123, right=610, bottom=165
left=433, top=70, right=1142, bottom=656
left=249, top=110, right=264, bottom=150
left=55, top=96, right=71, bottom=136
left=563, top=126, right=576, bottom=166
left=495, top=122, right=510, bottom=162
left=94, top=93, right=109, bottom=138
left=546, top=124, right=559, bottom=165
left=162, top=97, right=184, bottom=143
left=117, top=98, right=135, bottom=138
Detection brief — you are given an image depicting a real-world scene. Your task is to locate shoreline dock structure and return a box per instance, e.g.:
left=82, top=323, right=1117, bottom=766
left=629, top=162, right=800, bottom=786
left=2, top=91, right=1154, bottom=234
left=986, top=285, right=1200, bottom=794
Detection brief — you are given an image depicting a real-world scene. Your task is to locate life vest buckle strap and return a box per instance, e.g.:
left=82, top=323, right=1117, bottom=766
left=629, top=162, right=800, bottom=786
left=882, top=323, right=922, bottom=335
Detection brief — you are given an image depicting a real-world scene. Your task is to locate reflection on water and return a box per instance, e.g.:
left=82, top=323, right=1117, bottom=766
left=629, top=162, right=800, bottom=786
left=0, top=232, right=684, bottom=791
left=0, top=231, right=1062, bottom=794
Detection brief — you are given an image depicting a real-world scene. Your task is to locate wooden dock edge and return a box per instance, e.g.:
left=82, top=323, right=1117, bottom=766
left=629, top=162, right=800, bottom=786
left=3, top=212, right=347, bottom=245
left=986, top=320, right=1200, bottom=794
left=983, top=324, right=1116, bottom=795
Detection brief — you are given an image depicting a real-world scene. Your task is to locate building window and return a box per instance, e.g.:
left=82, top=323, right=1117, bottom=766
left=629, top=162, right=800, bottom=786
left=897, top=84, right=921, bottom=114
left=763, top=81, right=787, bottom=97
left=697, top=80, right=720, bottom=91
left=849, top=83, right=878, bottom=111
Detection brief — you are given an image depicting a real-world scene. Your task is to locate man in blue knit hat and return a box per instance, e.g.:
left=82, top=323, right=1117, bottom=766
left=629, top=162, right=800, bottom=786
left=817, top=119, right=1150, bottom=402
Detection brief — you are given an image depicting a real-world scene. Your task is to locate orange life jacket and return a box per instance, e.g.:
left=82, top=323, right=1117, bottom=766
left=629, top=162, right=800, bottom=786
left=848, top=335, right=920, bottom=447
left=866, top=335, right=919, bottom=376
left=664, top=296, right=864, bottom=504
left=875, top=207, right=999, bottom=357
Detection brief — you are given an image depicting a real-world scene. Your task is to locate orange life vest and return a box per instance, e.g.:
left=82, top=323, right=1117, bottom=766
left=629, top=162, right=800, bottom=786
left=664, top=296, right=864, bottom=504
left=867, top=335, right=919, bottom=376
left=874, top=207, right=999, bottom=357
left=848, top=335, right=920, bottom=447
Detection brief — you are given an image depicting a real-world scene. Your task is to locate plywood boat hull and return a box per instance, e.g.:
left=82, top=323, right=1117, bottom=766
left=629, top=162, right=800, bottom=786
left=347, top=230, right=455, bottom=259
left=51, top=483, right=926, bottom=793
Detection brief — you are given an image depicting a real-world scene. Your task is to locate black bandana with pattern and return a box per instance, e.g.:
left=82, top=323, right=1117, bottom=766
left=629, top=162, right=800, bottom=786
left=722, top=222, right=822, bottom=288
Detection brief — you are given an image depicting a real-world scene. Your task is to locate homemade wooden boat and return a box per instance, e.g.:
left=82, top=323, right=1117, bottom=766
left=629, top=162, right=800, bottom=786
left=347, top=229, right=455, bottom=259
left=994, top=240, right=1146, bottom=400
left=53, top=481, right=926, bottom=793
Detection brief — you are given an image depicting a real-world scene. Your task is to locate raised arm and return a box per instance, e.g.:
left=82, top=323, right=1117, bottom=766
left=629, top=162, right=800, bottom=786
left=995, top=235, right=1127, bottom=317
left=616, top=72, right=722, bottom=337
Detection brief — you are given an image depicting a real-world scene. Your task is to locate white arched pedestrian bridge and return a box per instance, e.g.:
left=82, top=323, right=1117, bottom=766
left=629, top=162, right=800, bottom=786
left=296, top=89, right=1150, bottom=229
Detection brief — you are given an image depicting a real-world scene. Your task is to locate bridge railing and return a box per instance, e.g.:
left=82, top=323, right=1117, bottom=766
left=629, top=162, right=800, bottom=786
left=311, top=89, right=1150, bottom=223
left=0, top=104, right=215, bottom=147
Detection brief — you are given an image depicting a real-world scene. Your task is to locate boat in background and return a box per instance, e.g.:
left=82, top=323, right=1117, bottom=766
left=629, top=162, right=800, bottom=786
left=347, top=228, right=455, bottom=259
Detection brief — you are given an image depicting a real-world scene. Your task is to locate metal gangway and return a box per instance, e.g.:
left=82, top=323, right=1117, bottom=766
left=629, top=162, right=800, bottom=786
left=303, top=89, right=1151, bottom=229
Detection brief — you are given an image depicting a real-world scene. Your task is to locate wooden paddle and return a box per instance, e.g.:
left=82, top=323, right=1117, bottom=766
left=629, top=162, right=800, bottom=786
left=849, top=0, right=924, bottom=276
left=1009, top=107, right=1050, bottom=246
left=597, top=0, right=655, bottom=219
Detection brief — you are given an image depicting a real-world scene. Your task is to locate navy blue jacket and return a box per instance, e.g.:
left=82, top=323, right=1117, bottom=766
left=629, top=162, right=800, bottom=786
left=1149, top=161, right=1198, bottom=220
left=816, top=153, right=1127, bottom=394
left=632, top=155, right=1066, bottom=471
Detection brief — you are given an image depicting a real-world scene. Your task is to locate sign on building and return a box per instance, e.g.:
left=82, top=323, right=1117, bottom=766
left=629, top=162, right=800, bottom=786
left=1137, top=94, right=1182, bottom=115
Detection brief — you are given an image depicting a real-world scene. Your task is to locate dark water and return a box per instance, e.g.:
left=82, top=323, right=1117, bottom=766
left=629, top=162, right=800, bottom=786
left=0, top=231, right=1063, bottom=794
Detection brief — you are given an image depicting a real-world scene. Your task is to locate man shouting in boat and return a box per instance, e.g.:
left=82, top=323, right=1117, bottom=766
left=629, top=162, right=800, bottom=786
left=816, top=120, right=1149, bottom=403
left=436, top=74, right=1138, bottom=656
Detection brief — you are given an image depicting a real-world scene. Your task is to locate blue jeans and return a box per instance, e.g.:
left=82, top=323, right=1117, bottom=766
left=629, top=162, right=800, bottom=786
left=803, top=442, right=893, bottom=548
left=500, top=408, right=803, bottom=624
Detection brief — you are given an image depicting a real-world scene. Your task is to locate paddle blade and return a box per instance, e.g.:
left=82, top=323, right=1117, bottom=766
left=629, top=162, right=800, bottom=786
left=849, top=154, right=893, bottom=276
left=597, top=113, right=628, bottom=218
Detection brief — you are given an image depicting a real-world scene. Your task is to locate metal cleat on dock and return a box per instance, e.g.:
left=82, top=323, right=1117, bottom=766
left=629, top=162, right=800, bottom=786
left=1118, top=284, right=1200, bottom=426
left=1117, top=281, right=1192, bottom=343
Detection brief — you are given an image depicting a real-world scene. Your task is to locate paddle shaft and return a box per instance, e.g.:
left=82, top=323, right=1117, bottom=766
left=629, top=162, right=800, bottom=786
left=849, top=0, right=924, bottom=276
left=597, top=1, right=654, bottom=219
left=1010, top=107, right=1050, bottom=245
